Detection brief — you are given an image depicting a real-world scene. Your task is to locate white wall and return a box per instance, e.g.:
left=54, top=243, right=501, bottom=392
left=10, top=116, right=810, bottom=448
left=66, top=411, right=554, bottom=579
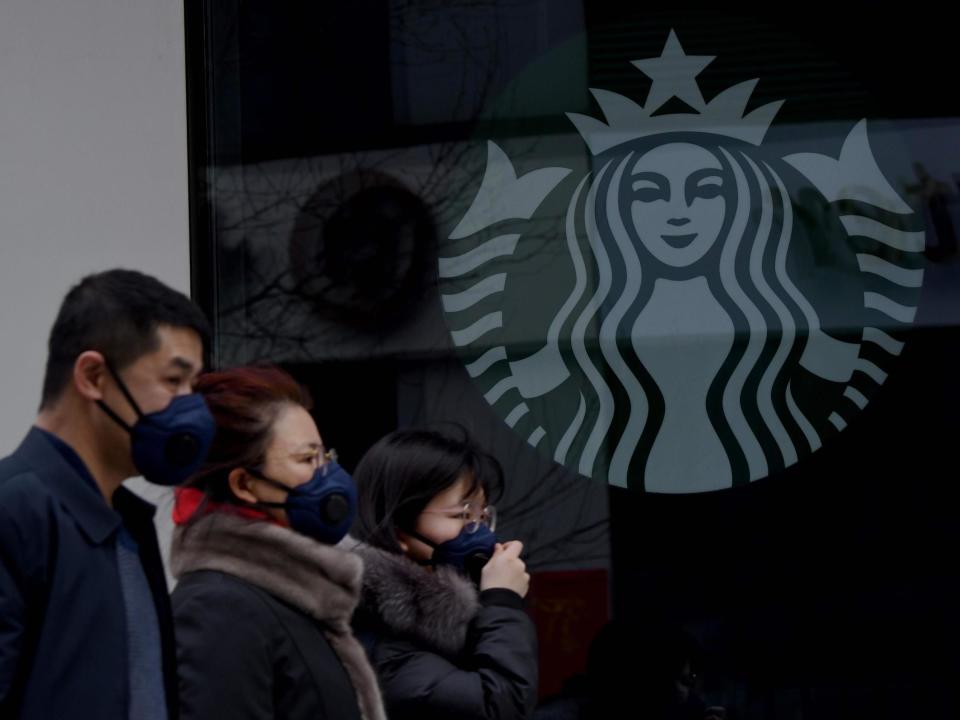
left=0, top=0, right=190, bottom=450
left=0, top=0, right=190, bottom=570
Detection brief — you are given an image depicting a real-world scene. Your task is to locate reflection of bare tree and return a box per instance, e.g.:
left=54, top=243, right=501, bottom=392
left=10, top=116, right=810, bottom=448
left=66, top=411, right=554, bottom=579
left=203, top=1, right=586, bottom=365
left=199, top=1, right=610, bottom=574
left=210, top=146, right=558, bottom=365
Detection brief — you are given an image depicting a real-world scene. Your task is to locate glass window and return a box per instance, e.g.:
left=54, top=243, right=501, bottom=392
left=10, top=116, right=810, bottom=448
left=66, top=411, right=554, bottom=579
left=187, top=3, right=960, bottom=713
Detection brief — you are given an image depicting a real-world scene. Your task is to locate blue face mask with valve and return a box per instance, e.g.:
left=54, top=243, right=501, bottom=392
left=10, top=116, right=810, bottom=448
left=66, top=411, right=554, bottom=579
left=409, top=525, right=497, bottom=585
left=96, top=363, right=215, bottom=487
left=250, top=461, right=358, bottom=545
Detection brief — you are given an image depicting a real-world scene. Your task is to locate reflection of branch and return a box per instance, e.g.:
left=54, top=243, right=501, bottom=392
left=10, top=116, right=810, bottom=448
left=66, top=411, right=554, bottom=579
left=204, top=4, right=612, bottom=573
left=388, top=1, right=522, bottom=61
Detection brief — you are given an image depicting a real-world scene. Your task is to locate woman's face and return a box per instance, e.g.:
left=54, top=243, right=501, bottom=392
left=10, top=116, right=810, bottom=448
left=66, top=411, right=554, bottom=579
left=399, top=474, right=487, bottom=563
left=627, top=142, right=728, bottom=267
left=237, top=404, right=328, bottom=525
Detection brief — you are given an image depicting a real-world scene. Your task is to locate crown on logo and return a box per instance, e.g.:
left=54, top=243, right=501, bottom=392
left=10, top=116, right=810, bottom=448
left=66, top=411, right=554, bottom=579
left=567, top=30, right=784, bottom=154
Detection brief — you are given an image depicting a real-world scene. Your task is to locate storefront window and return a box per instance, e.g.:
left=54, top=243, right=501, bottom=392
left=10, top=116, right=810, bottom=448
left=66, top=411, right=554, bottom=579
left=187, top=3, right=960, bottom=713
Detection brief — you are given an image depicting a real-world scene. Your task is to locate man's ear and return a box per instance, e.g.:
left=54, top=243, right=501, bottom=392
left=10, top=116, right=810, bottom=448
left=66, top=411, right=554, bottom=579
left=228, top=467, right=260, bottom=505
left=73, top=351, right=108, bottom=401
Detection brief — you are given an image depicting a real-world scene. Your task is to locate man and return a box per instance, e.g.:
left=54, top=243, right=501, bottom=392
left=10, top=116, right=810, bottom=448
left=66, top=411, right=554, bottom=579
left=0, top=269, right=215, bottom=718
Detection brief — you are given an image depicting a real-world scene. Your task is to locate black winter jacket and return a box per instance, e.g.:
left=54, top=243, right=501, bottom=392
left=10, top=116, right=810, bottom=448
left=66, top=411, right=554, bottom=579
left=0, top=428, right=178, bottom=719
left=171, top=513, right=386, bottom=720
left=347, top=538, right=538, bottom=720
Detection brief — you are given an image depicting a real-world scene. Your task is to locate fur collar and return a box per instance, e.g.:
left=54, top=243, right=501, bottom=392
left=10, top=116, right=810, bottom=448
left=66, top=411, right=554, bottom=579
left=171, top=512, right=361, bottom=628
left=344, top=537, right=480, bottom=657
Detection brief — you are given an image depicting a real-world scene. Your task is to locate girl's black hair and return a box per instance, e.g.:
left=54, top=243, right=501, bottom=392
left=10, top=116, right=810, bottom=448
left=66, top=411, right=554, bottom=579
left=351, top=426, right=504, bottom=553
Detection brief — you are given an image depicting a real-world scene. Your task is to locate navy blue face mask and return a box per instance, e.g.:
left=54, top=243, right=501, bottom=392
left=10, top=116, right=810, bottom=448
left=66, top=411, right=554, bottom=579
left=409, top=525, right=497, bottom=585
left=97, top=363, right=215, bottom=487
left=250, top=461, right=358, bottom=545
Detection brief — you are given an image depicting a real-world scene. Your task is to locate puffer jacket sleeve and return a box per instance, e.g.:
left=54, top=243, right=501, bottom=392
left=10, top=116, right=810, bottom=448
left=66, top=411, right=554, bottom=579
left=372, top=589, right=538, bottom=720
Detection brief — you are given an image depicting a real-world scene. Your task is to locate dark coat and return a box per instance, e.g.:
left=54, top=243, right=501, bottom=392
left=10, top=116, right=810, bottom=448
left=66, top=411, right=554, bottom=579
left=170, top=513, right=385, bottom=720
left=0, top=427, right=178, bottom=719
left=348, top=538, right=538, bottom=720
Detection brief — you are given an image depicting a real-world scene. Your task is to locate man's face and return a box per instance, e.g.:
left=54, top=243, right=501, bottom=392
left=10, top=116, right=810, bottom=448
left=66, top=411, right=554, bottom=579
left=111, top=324, right=204, bottom=415
left=100, top=324, right=204, bottom=472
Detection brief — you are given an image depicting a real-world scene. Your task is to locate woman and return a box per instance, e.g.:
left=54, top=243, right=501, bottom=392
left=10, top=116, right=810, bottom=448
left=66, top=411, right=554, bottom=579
left=169, top=366, right=385, bottom=720
left=347, top=427, right=537, bottom=720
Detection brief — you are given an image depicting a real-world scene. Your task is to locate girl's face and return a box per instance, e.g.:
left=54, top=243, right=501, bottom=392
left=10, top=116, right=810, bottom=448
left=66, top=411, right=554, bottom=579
left=398, top=474, right=489, bottom=563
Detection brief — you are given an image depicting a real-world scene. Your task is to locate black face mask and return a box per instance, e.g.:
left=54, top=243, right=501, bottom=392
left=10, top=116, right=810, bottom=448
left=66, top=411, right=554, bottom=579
left=247, top=461, right=358, bottom=545
left=96, top=362, right=215, bottom=486
left=407, top=525, right=497, bottom=585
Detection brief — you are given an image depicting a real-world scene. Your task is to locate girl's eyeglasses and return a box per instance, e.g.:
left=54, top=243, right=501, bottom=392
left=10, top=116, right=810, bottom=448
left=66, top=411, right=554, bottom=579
left=421, top=502, right=497, bottom=534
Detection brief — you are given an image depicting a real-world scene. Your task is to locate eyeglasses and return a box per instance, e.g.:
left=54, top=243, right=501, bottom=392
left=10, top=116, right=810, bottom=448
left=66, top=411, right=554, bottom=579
left=304, top=447, right=339, bottom=478
left=422, top=502, right=497, bottom=534
left=320, top=448, right=338, bottom=472
left=253, top=447, right=338, bottom=483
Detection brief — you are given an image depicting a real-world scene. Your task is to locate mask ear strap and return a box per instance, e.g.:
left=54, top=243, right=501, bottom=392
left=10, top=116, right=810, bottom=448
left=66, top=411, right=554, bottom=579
left=252, top=499, right=289, bottom=510
left=96, top=399, right=134, bottom=434
left=406, top=528, right=439, bottom=550
left=104, top=359, right=145, bottom=419
left=243, top=467, right=298, bottom=503
left=403, top=528, right=440, bottom=565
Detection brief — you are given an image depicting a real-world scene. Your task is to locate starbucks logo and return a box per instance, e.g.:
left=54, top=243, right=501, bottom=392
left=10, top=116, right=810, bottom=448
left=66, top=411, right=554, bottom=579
left=440, top=31, right=924, bottom=492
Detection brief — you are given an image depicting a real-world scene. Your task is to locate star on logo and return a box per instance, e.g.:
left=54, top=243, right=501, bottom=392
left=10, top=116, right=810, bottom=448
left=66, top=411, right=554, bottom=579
left=633, top=29, right=715, bottom=113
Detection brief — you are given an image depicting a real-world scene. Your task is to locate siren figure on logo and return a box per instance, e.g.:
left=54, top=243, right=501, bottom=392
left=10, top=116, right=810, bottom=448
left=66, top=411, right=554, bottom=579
left=440, top=30, right=923, bottom=492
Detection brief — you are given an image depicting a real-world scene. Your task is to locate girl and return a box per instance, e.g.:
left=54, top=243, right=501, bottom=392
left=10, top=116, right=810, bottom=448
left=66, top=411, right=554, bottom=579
left=348, top=427, right=537, bottom=720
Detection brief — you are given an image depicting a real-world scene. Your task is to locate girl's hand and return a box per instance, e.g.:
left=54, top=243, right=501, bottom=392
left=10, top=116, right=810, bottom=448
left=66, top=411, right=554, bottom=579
left=480, top=541, right=530, bottom=597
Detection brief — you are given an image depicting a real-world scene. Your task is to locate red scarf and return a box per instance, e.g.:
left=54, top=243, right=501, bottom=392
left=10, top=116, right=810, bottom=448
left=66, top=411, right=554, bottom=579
left=172, top=486, right=282, bottom=526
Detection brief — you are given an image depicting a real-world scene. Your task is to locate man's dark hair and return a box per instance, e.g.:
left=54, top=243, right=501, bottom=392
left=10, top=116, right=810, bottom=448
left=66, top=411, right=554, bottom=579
left=40, top=269, right=211, bottom=409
